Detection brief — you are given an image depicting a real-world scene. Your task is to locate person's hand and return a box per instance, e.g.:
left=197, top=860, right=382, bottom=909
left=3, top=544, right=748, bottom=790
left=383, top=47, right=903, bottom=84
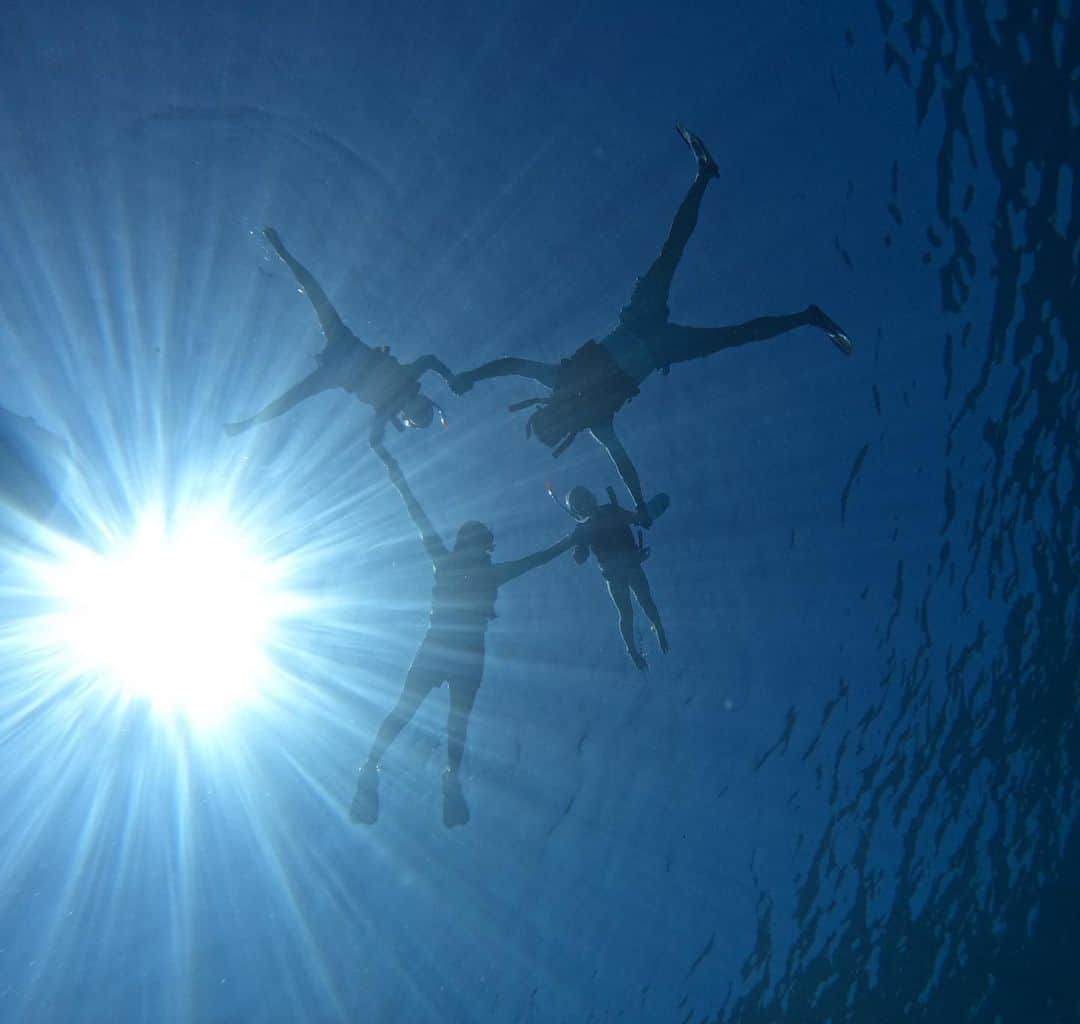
left=449, top=373, right=474, bottom=396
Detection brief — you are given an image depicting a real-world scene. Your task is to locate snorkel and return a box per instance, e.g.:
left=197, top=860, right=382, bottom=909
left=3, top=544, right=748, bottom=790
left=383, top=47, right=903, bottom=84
left=545, top=483, right=603, bottom=523
left=546, top=481, right=581, bottom=520
left=545, top=482, right=592, bottom=564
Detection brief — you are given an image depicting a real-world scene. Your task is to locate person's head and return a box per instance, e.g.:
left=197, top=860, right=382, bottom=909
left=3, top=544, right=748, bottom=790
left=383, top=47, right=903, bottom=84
left=565, top=485, right=598, bottom=521
left=401, top=395, right=436, bottom=429
left=455, top=520, right=495, bottom=556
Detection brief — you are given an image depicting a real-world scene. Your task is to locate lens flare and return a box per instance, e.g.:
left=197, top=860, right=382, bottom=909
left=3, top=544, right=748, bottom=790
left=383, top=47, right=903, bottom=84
left=30, top=508, right=296, bottom=724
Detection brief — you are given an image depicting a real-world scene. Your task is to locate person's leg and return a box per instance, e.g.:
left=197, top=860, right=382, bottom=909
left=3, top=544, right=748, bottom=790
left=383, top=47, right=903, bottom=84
left=619, top=128, right=718, bottom=332
left=444, top=654, right=483, bottom=828
left=264, top=227, right=348, bottom=341
left=629, top=567, right=668, bottom=654
left=351, top=640, right=441, bottom=824
left=364, top=645, right=440, bottom=768
left=223, top=366, right=335, bottom=435
left=606, top=579, right=646, bottom=670
left=446, top=655, right=483, bottom=776
left=649, top=303, right=854, bottom=369
left=650, top=309, right=820, bottom=368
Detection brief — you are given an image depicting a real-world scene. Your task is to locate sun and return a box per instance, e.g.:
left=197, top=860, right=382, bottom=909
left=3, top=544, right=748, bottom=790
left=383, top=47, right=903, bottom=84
left=36, top=507, right=296, bottom=724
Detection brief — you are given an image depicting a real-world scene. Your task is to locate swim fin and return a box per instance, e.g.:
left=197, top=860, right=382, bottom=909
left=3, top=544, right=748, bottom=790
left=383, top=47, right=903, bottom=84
left=442, top=769, right=470, bottom=828
left=350, top=763, right=379, bottom=825
left=653, top=622, right=669, bottom=655
left=675, top=124, right=719, bottom=179
left=809, top=305, right=855, bottom=356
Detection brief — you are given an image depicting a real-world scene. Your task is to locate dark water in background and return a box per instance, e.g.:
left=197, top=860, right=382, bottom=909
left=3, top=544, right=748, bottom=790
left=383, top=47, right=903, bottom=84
left=719, top=6, right=1078, bottom=1022
left=0, top=2, right=1075, bottom=1022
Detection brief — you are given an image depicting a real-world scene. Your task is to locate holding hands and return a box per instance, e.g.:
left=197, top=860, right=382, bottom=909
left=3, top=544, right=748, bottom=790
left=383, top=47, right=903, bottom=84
left=449, top=372, right=475, bottom=396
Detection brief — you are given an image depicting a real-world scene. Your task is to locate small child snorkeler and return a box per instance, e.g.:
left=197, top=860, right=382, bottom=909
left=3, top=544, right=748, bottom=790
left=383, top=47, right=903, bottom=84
left=559, top=484, right=670, bottom=670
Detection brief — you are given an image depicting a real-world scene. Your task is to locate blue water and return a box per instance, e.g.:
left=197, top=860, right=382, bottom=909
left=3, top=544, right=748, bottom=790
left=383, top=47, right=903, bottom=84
left=1, top=2, right=1075, bottom=1021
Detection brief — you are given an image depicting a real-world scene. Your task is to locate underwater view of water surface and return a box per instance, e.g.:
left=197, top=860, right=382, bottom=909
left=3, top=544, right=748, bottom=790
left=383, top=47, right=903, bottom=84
left=1, top=1, right=1076, bottom=1021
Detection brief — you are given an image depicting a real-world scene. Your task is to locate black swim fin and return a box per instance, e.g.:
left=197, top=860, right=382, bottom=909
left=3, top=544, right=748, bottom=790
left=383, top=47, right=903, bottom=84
left=350, top=764, right=379, bottom=825
left=809, top=305, right=854, bottom=356
left=675, top=123, right=719, bottom=179
left=442, top=769, right=470, bottom=828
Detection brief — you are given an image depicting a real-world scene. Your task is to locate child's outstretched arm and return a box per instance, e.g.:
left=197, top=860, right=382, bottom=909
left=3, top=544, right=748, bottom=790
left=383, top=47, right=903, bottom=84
left=493, top=533, right=576, bottom=586
left=371, top=441, right=448, bottom=563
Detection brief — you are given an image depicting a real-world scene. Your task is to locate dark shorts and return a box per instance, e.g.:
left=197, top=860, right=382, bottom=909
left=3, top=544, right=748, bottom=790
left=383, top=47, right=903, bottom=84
left=316, top=326, right=370, bottom=376
left=600, top=558, right=648, bottom=589
left=618, top=272, right=670, bottom=334
left=604, top=321, right=717, bottom=379
left=407, top=627, right=486, bottom=694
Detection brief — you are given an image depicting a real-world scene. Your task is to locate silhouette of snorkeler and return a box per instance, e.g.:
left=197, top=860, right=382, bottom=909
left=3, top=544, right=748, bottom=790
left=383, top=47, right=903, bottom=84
left=351, top=442, right=577, bottom=828
left=451, top=125, right=854, bottom=521
left=560, top=484, right=670, bottom=670
left=225, top=228, right=455, bottom=445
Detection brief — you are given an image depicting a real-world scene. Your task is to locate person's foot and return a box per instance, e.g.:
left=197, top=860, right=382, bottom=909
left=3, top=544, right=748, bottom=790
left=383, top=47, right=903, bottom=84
left=350, top=763, right=380, bottom=825
left=676, top=123, right=719, bottom=180
left=442, top=768, right=470, bottom=828
left=653, top=623, right=669, bottom=655
left=807, top=305, right=854, bottom=356
left=629, top=646, right=648, bottom=672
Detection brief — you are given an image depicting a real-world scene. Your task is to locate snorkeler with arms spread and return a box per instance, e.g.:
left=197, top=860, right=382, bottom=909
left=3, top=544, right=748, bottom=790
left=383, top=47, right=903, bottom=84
left=560, top=484, right=670, bottom=670
left=225, top=228, right=455, bottom=445
left=451, top=126, right=854, bottom=520
left=351, top=442, right=578, bottom=828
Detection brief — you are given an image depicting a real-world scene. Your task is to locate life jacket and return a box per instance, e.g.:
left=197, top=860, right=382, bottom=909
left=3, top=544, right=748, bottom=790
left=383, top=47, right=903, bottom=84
left=581, top=487, right=649, bottom=577
left=430, top=550, right=499, bottom=630
left=509, top=341, right=639, bottom=458
left=320, top=341, right=419, bottom=419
